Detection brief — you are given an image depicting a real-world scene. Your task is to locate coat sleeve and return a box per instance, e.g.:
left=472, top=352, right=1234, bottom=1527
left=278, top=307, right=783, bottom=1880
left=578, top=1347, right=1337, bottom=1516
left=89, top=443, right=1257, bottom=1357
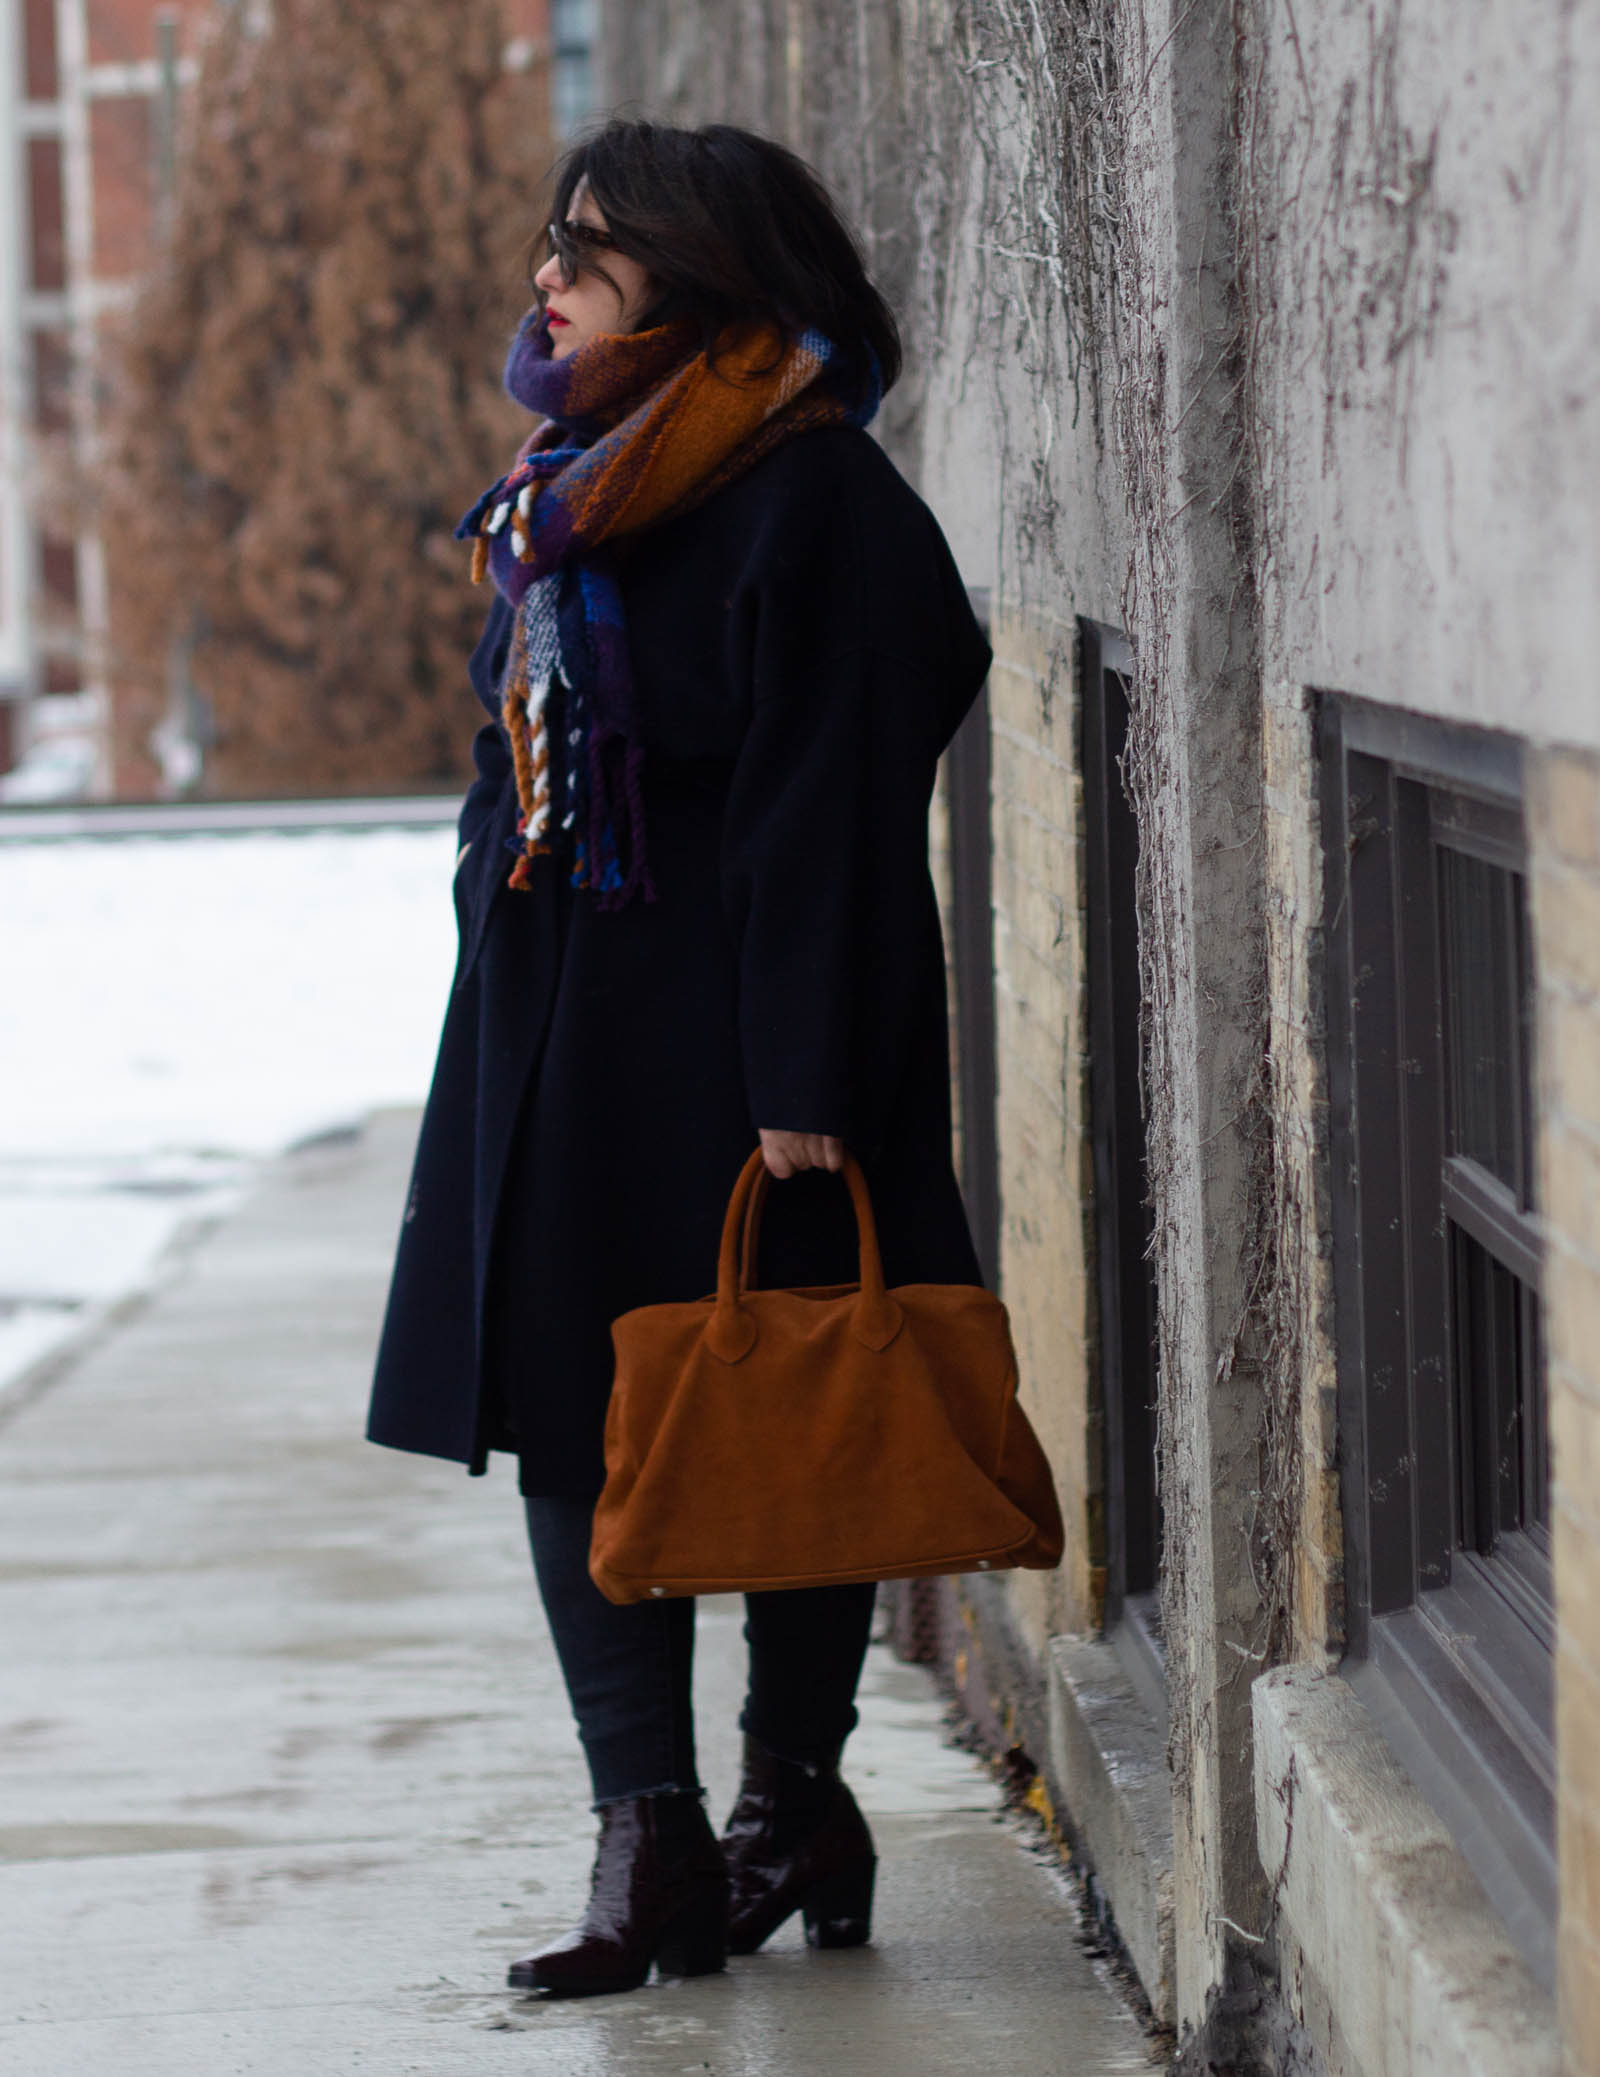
left=456, top=596, right=516, bottom=854
left=720, top=642, right=949, bottom=1158
left=458, top=719, right=511, bottom=854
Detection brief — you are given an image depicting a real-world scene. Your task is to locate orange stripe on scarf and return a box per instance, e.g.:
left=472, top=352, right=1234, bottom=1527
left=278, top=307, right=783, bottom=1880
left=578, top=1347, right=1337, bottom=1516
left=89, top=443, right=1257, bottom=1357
left=520, top=325, right=841, bottom=556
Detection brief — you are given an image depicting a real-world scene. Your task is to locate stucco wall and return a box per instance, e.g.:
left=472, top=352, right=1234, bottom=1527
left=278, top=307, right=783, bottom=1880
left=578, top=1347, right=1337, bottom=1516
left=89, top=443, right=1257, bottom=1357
left=1529, top=747, right=1600, bottom=2071
left=987, top=603, right=1099, bottom=1648
left=1250, top=0, right=1600, bottom=755
left=598, top=0, right=1595, bottom=2061
left=1261, top=682, right=1344, bottom=1665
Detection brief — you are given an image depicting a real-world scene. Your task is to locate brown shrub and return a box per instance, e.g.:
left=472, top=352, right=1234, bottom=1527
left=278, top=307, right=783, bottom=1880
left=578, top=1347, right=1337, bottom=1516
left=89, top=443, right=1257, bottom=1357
left=103, top=0, right=551, bottom=796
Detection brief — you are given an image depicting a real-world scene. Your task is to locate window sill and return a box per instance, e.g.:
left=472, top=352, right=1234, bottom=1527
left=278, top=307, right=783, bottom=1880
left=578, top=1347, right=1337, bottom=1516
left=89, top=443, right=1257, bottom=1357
left=1254, top=1664, right=1559, bottom=2077
left=1108, top=1589, right=1167, bottom=1734
left=1046, top=1629, right=1174, bottom=2028
left=1349, top=1597, right=1555, bottom=1991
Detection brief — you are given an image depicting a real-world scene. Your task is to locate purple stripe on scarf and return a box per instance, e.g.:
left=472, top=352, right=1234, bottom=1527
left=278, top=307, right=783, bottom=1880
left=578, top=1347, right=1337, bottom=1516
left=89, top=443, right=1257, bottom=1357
left=456, top=308, right=880, bottom=909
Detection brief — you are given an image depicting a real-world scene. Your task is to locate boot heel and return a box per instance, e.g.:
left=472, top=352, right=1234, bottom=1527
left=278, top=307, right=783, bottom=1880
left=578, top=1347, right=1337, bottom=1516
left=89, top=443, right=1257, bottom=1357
left=654, top=1887, right=729, bottom=1979
left=800, top=1859, right=876, bottom=1949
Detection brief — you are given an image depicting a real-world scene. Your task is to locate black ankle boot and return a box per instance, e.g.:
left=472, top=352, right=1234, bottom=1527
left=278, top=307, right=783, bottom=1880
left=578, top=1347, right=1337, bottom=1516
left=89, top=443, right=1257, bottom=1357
left=508, top=1792, right=729, bottom=1997
left=720, top=1735, right=876, bottom=1955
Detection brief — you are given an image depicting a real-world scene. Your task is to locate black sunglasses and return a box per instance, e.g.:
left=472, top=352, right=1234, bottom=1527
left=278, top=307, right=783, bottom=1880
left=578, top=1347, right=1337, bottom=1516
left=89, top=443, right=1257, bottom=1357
left=546, top=218, right=621, bottom=279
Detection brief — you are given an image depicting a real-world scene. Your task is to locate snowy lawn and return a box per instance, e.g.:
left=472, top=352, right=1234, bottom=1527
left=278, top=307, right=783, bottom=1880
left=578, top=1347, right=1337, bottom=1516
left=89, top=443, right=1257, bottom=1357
left=0, top=825, right=458, bottom=1394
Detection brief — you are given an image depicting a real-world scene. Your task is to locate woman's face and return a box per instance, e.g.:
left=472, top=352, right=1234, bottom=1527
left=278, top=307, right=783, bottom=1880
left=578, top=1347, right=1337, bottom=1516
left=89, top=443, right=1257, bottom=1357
left=534, top=183, right=657, bottom=359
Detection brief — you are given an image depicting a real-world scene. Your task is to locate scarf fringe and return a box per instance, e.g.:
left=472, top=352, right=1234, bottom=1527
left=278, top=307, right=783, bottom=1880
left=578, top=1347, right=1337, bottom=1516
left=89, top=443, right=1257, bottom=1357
left=460, top=314, right=879, bottom=909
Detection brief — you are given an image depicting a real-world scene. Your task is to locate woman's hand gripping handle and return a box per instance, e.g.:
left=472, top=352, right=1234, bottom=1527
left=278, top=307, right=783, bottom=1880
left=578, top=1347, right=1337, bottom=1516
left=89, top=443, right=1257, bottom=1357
left=758, top=1130, right=845, bottom=1180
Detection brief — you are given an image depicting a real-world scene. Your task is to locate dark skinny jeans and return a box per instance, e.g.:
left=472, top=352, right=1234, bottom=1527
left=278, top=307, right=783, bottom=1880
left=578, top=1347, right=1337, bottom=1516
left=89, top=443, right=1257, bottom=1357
left=525, top=1496, right=878, bottom=1807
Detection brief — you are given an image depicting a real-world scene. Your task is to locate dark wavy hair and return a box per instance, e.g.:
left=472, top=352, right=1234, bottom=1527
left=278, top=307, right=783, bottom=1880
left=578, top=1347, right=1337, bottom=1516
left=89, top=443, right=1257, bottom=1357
left=536, top=118, right=902, bottom=394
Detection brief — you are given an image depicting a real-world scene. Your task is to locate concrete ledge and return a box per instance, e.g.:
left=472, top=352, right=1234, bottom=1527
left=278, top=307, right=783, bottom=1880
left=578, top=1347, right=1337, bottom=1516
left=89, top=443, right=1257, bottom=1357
left=1047, top=1632, right=1175, bottom=2027
left=1254, top=1664, right=1560, bottom=2077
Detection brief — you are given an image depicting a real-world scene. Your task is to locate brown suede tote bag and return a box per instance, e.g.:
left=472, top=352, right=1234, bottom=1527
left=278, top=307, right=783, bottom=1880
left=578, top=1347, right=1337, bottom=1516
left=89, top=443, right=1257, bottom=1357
left=589, top=1149, right=1064, bottom=1603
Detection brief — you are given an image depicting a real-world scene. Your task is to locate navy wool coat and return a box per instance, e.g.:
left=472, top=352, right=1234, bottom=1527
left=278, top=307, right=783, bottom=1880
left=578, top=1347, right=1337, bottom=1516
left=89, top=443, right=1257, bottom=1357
left=367, top=425, right=991, bottom=1496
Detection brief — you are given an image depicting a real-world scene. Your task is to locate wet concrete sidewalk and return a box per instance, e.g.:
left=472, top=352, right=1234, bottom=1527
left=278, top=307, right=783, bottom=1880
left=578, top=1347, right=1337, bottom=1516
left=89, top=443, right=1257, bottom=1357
left=0, top=1113, right=1158, bottom=2076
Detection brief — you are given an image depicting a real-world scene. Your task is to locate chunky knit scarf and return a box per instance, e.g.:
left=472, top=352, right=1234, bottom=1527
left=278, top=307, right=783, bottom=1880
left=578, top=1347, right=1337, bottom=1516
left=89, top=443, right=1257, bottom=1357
left=456, top=311, right=881, bottom=906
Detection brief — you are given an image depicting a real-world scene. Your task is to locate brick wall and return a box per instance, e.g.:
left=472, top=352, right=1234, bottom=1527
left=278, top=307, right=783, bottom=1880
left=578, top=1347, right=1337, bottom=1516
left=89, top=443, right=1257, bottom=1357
left=86, top=0, right=208, bottom=67
left=27, top=137, right=67, bottom=291
left=1528, top=745, right=1600, bottom=2071
left=6, top=0, right=556, bottom=791
left=11, top=0, right=201, bottom=779
left=90, top=94, right=153, bottom=276
left=23, top=0, right=58, bottom=97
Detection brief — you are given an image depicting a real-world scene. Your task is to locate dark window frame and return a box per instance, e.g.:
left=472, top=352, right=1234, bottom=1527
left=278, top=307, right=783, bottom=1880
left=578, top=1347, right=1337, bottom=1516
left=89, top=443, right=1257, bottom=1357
left=1320, top=693, right=1555, bottom=1987
left=1081, top=620, right=1162, bottom=1698
left=946, top=589, right=1000, bottom=1292
left=946, top=608, right=1164, bottom=1706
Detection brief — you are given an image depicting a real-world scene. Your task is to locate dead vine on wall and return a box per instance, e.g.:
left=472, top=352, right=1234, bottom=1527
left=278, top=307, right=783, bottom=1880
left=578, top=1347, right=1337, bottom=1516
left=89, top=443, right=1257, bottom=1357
left=945, top=0, right=1293, bottom=1805
left=603, top=0, right=1309, bottom=1807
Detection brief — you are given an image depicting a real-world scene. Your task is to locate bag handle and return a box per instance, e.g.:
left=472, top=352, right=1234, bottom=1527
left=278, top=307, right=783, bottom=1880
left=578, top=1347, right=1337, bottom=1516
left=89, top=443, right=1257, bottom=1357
left=738, top=1169, right=765, bottom=1291
left=706, top=1149, right=904, bottom=1363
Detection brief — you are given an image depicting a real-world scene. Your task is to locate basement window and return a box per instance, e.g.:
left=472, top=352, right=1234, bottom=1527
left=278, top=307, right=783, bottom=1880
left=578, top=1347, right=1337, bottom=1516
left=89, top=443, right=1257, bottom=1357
left=1321, top=696, right=1553, bottom=1988
left=1080, top=620, right=1162, bottom=1713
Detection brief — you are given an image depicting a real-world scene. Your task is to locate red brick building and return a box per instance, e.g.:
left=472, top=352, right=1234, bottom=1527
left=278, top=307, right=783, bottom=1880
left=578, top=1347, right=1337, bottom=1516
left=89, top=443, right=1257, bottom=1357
left=2, top=0, right=223, bottom=793
left=2, top=0, right=567, bottom=799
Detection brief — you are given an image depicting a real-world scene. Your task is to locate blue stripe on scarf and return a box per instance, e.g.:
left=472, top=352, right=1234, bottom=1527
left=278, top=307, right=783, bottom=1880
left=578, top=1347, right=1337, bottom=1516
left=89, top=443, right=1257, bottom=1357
left=457, top=319, right=880, bottom=909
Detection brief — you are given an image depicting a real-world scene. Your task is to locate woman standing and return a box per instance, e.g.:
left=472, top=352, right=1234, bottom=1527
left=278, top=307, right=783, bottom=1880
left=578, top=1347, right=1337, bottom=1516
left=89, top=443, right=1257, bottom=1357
left=367, top=118, right=990, bottom=1998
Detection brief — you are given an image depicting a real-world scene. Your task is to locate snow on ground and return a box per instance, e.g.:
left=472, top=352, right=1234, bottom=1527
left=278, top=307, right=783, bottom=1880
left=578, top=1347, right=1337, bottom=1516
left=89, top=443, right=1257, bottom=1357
left=0, top=828, right=459, bottom=1158
left=0, top=1306, right=83, bottom=1393
left=0, top=825, right=459, bottom=1396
